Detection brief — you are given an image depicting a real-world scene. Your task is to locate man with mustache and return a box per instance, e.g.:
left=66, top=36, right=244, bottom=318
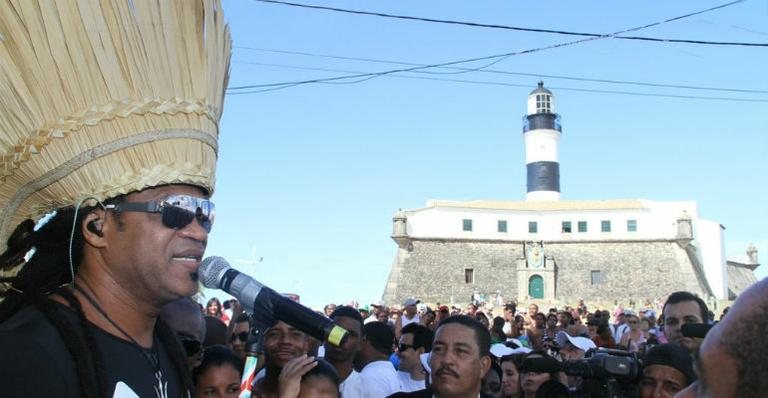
left=388, top=315, right=492, bottom=398
left=661, top=292, right=709, bottom=355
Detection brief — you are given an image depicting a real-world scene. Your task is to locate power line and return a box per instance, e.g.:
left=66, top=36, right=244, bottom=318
left=229, top=3, right=762, bottom=95
left=234, top=46, right=768, bottom=95
left=230, top=61, right=768, bottom=102
left=254, top=0, right=767, bottom=47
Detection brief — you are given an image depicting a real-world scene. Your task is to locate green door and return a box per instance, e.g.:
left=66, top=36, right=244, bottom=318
left=528, top=275, right=544, bottom=299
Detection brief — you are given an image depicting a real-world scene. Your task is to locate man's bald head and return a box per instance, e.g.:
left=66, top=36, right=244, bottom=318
left=676, top=278, right=768, bottom=398
left=160, top=297, right=206, bottom=342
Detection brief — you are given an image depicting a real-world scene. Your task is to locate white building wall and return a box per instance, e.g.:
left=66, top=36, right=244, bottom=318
left=406, top=200, right=700, bottom=242
left=695, top=220, right=728, bottom=299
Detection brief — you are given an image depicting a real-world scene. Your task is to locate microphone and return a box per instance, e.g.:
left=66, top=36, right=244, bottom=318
left=681, top=323, right=713, bottom=339
left=198, top=256, right=348, bottom=347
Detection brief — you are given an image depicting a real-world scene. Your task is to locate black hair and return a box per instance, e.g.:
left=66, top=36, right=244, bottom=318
left=0, top=203, right=194, bottom=397
left=401, top=323, right=434, bottom=352
left=436, top=315, right=491, bottom=358
left=663, top=291, right=709, bottom=323
left=302, top=358, right=341, bottom=396
left=193, top=345, right=244, bottom=385
left=504, top=303, right=517, bottom=313
left=234, top=312, right=251, bottom=324
left=362, top=321, right=394, bottom=356
left=330, top=305, right=364, bottom=327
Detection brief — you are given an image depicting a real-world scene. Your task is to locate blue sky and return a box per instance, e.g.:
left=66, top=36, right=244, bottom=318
left=204, top=0, right=768, bottom=310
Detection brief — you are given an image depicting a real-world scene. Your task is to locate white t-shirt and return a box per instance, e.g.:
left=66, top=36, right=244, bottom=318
left=397, top=370, right=426, bottom=393
left=340, top=370, right=365, bottom=398
left=502, top=321, right=512, bottom=336
left=359, top=360, right=401, bottom=398
left=400, top=314, right=420, bottom=328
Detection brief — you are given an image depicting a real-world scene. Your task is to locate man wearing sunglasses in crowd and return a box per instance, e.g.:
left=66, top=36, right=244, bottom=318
left=229, top=313, right=253, bottom=360
left=0, top=1, right=230, bottom=396
left=160, top=297, right=208, bottom=371
left=397, top=323, right=434, bottom=392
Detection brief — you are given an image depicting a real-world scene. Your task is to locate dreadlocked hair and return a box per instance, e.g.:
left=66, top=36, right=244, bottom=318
left=156, top=317, right=195, bottom=394
left=0, top=206, right=90, bottom=321
left=0, top=198, right=192, bottom=396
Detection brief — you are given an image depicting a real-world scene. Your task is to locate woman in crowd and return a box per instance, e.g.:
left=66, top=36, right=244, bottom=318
left=619, top=313, right=647, bottom=353
left=206, top=298, right=230, bottom=326
left=592, top=322, right=617, bottom=348
left=491, top=316, right=507, bottom=344
left=193, top=345, right=244, bottom=398
left=500, top=354, right=524, bottom=398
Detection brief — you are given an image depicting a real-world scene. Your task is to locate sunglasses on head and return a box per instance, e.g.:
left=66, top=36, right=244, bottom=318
left=177, top=333, right=202, bottom=356
left=230, top=331, right=249, bottom=343
left=107, top=194, right=215, bottom=232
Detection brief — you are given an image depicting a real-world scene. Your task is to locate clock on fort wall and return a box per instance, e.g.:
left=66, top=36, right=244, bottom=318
left=526, top=241, right=544, bottom=268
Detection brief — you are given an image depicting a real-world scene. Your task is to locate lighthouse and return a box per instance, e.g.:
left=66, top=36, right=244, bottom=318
left=523, top=81, right=562, bottom=201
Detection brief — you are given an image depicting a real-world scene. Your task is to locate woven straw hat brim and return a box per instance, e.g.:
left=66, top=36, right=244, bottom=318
left=0, top=0, right=230, bottom=253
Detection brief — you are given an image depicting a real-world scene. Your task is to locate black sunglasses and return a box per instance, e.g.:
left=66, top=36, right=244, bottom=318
left=230, top=331, right=249, bottom=343
left=107, top=194, right=214, bottom=232
left=177, top=334, right=202, bottom=356
left=398, top=343, right=415, bottom=352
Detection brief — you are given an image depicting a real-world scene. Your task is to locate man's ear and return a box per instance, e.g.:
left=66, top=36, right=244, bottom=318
left=82, top=210, right=108, bottom=247
left=480, top=354, right=492, bottom=375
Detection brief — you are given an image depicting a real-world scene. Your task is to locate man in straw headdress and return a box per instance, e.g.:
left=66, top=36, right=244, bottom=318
left=0, top=1, right=230, bottom=397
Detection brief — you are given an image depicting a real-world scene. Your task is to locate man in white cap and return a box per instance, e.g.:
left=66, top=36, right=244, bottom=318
left=556, top=331, right=597, bottom=390
left=395, top=298, right=421, bottom=339
left=0, top=1, right=230, bottom=397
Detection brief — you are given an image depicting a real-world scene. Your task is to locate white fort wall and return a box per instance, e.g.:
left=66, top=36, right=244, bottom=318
left=405, top=200, right=697, bottom=242
left=398, top=199, right=729, bottom=299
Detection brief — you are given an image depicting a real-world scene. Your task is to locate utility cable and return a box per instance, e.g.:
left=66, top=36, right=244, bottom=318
left=234, top=46, right=768, bottom=95
left=231, top=61, right=768, bottom=102
left=253, top=0, right=766, bottom=47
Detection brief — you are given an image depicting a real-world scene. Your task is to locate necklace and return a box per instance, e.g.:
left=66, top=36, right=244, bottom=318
left=73, top=284, right=160, bottom=371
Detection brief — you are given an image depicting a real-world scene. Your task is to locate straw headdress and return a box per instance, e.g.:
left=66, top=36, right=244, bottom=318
left=0, top=0, right=231, bottom=258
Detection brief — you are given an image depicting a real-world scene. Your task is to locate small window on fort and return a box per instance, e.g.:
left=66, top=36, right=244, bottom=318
left=591, top=270, right=603, bottom=285
left=627, top=219, right=637, bottom=232
left=601, top=220, right=611, bottom=232
left=562, top=221, right=572, bottom=233
left=578, top=221, right=587, bottom=233
left=528, top=221, right=538, bottom=233
left=462, top=219, right=473, bottom=232
left=465, top=268, right=474, bottom=284
left=498, top=220, right=507, bottom=233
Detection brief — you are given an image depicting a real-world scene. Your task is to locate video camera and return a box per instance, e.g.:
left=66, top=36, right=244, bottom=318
left=522, top=348, right=641, bottom=398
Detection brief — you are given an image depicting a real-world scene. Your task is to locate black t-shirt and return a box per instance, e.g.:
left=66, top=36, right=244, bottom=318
left=0, top=302, right=189, bottom=397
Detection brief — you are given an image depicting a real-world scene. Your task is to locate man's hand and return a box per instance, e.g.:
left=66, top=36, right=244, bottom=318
left=277, top=355, right=317, bottom=398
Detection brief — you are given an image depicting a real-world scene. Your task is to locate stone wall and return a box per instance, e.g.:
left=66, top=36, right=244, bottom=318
left=383, top=239, right=709, bottom=307
left=727, top=263, right=758, bottom=299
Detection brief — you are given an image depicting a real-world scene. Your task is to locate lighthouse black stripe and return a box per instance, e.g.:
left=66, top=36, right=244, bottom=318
left=527, top=161, right=560, bottom=192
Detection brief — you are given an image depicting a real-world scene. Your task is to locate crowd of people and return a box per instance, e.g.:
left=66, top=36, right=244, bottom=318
left=165, top=285, right=764, bottom=397
left=0, top=1, right=765, bottom=397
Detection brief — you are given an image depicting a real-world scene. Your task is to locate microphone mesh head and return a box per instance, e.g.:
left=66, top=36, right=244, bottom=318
left=198, top=256, right=230, bottom=288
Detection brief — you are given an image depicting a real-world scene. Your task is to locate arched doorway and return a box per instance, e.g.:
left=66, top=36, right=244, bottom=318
left=528, top=275, right=544, bottom=299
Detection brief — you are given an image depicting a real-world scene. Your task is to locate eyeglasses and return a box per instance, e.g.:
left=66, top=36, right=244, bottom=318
left=398, top=343, right=415, bottom=352
left=230, top=331, right=249, bottom=343
left=107, top=194, right=215, bottom=232
left=177, top=333, right=202, bottom=356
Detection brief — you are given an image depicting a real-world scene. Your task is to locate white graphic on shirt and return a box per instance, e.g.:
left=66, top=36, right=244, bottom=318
left=113, top=382, right=139, bottom=398
left=153, top=370, right=169, bottom=398
left=112, top=371, right=168, bottom=398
